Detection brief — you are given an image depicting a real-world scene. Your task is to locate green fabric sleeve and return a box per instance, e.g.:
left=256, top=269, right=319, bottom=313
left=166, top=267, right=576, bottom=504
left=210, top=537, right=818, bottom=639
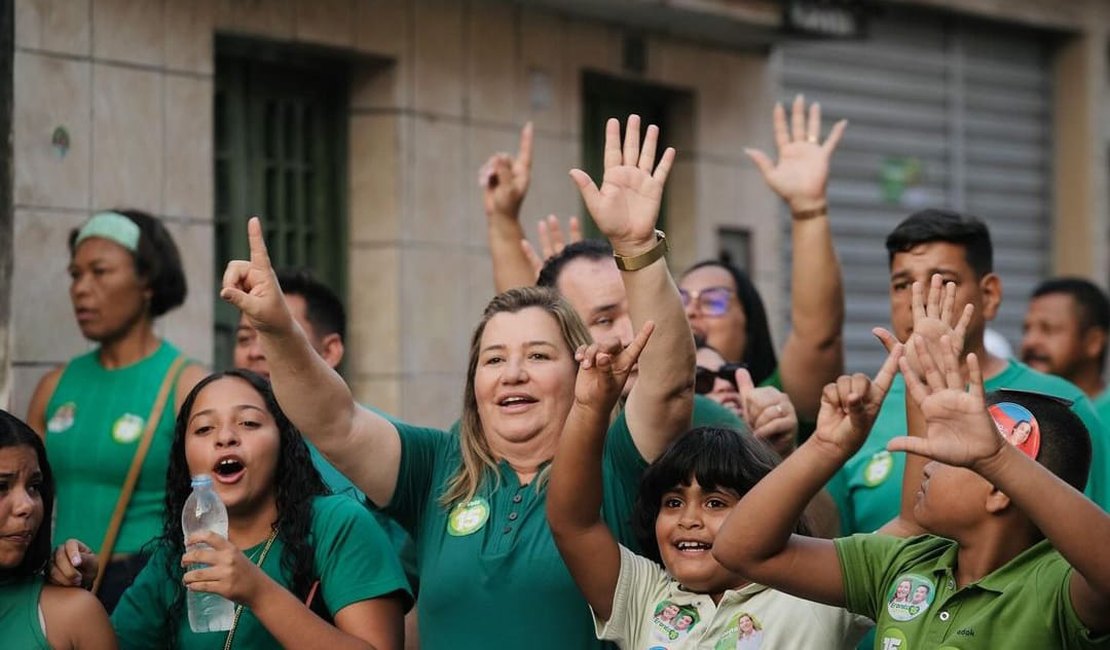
left=825, top=468, right=855, bottom=540
left=833, top=533, right=905, bottom=620
left=110, top=546, right=174, bottom=650
left=691, top=394, right=746, bottom=429
left=383, top=421, right=455, bottom=536
left=601, top=410, right=651, bottom=550
left=312, top=496, right=413, bottom=614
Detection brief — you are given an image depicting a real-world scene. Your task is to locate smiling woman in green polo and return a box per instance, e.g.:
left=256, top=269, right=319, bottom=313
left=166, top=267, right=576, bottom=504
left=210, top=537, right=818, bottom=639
left=223, top=117, right=699, bottom=650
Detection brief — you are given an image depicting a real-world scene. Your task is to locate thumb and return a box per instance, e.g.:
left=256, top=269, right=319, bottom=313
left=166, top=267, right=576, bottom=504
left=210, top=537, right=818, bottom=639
left=568, top=169, right=601, bottom=216
left=734, top=367, right=756, bottom=400
left=743, top=148, right=775, bottom=179
left=872, top=327, right=900, bottom=353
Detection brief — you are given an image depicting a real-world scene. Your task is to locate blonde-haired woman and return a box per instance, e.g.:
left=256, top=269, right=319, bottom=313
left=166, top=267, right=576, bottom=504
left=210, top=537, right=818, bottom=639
left=221, top=116, right=696, bottom=650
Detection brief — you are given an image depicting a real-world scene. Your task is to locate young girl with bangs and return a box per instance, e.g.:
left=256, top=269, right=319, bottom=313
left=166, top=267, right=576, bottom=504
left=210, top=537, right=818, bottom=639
left=547, top=338, right=881, bottom=649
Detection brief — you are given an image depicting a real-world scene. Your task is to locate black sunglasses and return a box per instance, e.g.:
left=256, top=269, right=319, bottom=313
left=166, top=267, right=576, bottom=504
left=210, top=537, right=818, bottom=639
left=695, top=363, right=747, bottom=394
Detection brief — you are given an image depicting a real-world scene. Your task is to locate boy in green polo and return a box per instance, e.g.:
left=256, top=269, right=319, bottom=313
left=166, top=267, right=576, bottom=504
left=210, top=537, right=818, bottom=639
left=712, top=340, right=1110, bottom=648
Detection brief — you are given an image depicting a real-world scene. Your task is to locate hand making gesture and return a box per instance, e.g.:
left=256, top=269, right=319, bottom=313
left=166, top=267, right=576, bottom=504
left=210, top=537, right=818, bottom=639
left=570, top=115, right=675, bottom=256
left=481, top=122, right=534, bottom=220
left=572, top=322, right=655, bottom=417
left=220, top=217, right=294, bottom=336
left=875, top=274, right=974, bottom=378
left=891, top=337, right=1004, bottom=471
left=811, top=344, right=903, bottom=458
left=746, top=94, right=846, bottom=214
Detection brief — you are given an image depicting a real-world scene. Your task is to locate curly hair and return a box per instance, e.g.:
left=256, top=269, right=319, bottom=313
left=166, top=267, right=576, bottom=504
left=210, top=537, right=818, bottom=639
left=152, top=370, right=328, bottom=645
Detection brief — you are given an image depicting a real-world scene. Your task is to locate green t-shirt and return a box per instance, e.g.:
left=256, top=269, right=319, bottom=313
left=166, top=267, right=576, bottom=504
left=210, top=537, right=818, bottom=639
left=111, top=495, right=411, bottom=649
left=1093, top=389, right=1110, bottom=439
left=828, top=359, right=1110, bottom=535
left=691, top=393, right=746, bottom=429
left=44, top=341, right=187, bottom=553
left=0, top=575, right=49, bottom=650
left=836, top=533, right=1110, bottom=649
left=385, top=411, right=653, bottom=650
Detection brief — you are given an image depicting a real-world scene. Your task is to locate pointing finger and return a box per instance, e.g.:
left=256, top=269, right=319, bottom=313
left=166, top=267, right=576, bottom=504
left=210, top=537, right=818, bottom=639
left=246, top=217, right=272, bottom=270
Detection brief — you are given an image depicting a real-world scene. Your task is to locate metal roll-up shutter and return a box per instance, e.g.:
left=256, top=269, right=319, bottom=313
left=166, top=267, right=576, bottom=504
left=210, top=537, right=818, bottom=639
left=779, top=10, right=1052, bottom=373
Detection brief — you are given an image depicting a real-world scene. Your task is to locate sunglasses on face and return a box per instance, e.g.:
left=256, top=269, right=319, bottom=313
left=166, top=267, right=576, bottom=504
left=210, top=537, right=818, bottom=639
left=679, top=286, right=734, bottom=316
left=694, top=363, right=747, bottom=394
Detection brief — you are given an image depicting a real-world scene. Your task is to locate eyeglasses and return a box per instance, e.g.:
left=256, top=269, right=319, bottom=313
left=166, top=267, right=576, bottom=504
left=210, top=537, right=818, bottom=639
left=679, top=286, right=734, bottom=316
left=695, top=363, right=747, bottom=394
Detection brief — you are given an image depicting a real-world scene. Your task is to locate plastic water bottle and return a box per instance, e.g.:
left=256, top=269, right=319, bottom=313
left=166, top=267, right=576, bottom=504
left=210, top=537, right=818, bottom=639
left=183, top=474, right=235, bottom=632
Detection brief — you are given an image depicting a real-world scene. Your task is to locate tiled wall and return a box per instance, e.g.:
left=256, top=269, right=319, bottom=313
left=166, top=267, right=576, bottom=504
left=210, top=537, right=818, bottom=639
left=9, top=0, right=779, bottom=428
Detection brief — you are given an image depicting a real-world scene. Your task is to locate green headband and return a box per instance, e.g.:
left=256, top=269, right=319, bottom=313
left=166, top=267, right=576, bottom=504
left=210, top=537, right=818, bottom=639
left=74, top=212, right=140, bottom=252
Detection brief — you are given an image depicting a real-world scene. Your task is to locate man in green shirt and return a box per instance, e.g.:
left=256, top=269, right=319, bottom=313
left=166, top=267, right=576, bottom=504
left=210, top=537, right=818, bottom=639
left=1020, top=277, right=1110, bottom=424
left=712, top=340, right=1110, bottom=649
left=828, top=210, right=1110, bottom=535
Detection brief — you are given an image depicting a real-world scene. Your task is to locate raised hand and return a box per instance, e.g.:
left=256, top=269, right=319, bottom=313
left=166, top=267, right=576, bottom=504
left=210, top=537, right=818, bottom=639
left=875, top=274, right=974, bottom=379
left=570, top=115, right=675, bottom=255
left=812, top=343, right=902, bottom=457
left=481, top=122, right=533, bottom=219
left=521, top=214, right=583, bottom=276
left=572, top=321, right=654, bottom=416
left=220, top=217, right=293, bottom=335
left=181, top=531, right=270, bottom=606
left=890, top=335, right=1004, bottom=470
left=745, top=94, right=846, bottom=213
left=736, top=368, right=798, bottom=457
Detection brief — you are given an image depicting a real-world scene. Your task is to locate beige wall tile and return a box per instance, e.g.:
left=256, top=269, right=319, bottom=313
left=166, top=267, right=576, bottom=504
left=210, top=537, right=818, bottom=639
left=400, top=247, right=470, bottom=375
left=354, top=0, right=410, bottom=58
left=164, top=0, right=215, bottom=74
left=467, top=0, right=516, bottom=125
left=349, top=113, right=403, bottom=244
left=413, top=0, right=464, bottom=118
left=562, top=19, right=620, bottom=138
left=694, top=50, right=770, bottom=162
left=9, top=365, right=59, bottom=424
left=92, top=0, right=164, bottom=66
left=519, top=132, right=578, bottom=239
left=664, top=158, right=697, bottom=272
left=519, top=10, right=566, bottom=133
left=347, top=245, right=401, bottom=376
left=408, top=117, right=468, bottom=245
left=349, top=375, right=402, bottom=419
left=294, top=0, right=355, bottom=48
left=158, top=220, right=215, bottom=366
left=13, top=52, right=91, bottom=209
left=401, top=373, right=463, bottom=429
left=15, top=0, right=91, bottom=56
left=164, top=76, right=214, bottom=220
left=11, top=209, right=89, bottom=364
left=214, top=0, right=294, bottom=39
left=92, top=63, right=163, bottom=211
left=464, top=250, right=494, bottom=322
left=350, top=59, right=405, bottom=111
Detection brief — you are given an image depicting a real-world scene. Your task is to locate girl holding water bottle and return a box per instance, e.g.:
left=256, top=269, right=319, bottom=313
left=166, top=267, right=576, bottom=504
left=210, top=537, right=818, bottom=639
left=110, top=370, right=411, bottom=649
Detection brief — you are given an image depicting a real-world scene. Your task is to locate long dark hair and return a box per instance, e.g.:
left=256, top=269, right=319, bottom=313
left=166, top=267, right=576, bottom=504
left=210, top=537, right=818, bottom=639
left=0, top=410, right=54, bottom=578
left=155, top=370, right=328, bottom=643
left=682, top=260, right=777, bottom=385
left=632, top=426, right=809, bottom=564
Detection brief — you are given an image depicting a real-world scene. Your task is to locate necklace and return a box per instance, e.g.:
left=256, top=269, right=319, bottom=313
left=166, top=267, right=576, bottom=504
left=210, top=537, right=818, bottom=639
left=222, top=529, right=279, bottom=650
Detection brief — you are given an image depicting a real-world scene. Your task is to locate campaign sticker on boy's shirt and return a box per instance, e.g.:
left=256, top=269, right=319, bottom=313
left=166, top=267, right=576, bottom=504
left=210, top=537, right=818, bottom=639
left=650, top=600, right=699, bottom=642
left=713, top=611, right=764, bottom=650
left=988, top=402, right=1041, bottom=459
left=885, top=574, right=934, bottom=622
left=446, top=497, right=490, bottom=536
left=863, top=450, right=894, bottom=487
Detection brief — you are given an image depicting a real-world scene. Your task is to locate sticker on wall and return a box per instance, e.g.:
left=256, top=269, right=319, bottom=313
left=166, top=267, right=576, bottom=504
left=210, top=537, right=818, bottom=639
left=988, top=402, right=1041, bottom=459
left=52, top=126, right=70, bottom=159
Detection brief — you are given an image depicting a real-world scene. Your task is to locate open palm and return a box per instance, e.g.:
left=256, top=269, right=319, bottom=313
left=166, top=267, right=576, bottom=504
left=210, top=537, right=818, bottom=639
left=892, top=341, right=1004, bottom=469
left=570, top=115, right=674, bottom=253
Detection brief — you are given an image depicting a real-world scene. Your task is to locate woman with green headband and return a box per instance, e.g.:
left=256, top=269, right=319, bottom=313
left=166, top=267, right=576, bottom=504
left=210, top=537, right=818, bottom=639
left=26, top=209, right=206, bottom=613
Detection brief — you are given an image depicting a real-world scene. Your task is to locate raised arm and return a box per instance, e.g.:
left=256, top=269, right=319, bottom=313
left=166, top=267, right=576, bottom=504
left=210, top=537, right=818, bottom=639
left=548, top=323, right=653, bottom=621
left=221, top=217, right=402, bottom=507
left=482, top=122, right=538, bottom=293
left=746, top=96, right=846, bottom=419
left=713, top=345, right=901, bottom=606
left=892, top=340, right=1110, bottom=635
left=571, top=115, right=694, bottom=461
left=875, top=276, right=973, bottom=538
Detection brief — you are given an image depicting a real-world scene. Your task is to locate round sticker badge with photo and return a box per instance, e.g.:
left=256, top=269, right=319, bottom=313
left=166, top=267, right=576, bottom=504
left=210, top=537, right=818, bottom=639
left=447, top=497, right=490, bottom=536
left=863, top=450, right=894, bottom=487
left=885, top=574, right=935, bottom=622
left=46, top=402, right=77, bottom=434
left=111, top=413, right=145, bottom=444
left=988, top=402, right=1041, bottom=459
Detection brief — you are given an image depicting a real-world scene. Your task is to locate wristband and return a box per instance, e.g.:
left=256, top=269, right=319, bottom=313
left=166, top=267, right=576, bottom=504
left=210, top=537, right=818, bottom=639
left=791, top=204, right=828, bottom=221
left=613, top=230, right=668, bottom=271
